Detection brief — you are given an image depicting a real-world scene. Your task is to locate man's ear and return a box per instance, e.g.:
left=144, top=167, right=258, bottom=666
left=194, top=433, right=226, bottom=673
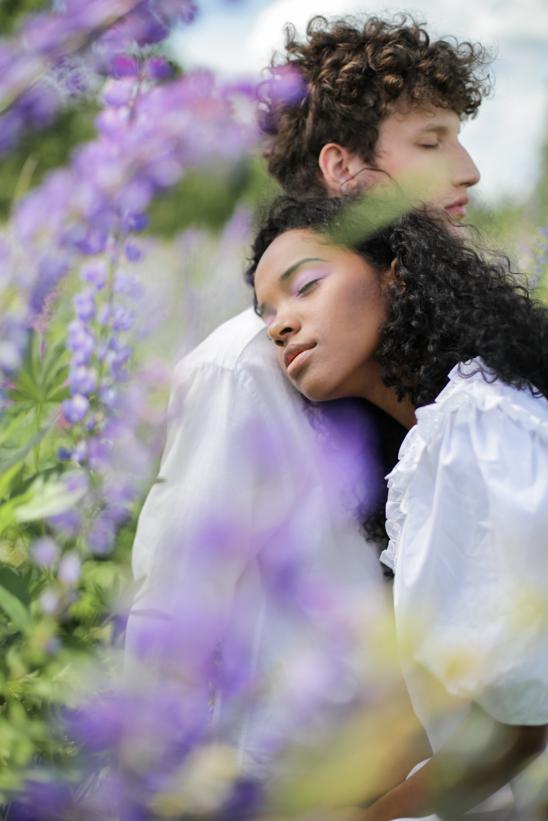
left=318, top=143, right=371, bottom=195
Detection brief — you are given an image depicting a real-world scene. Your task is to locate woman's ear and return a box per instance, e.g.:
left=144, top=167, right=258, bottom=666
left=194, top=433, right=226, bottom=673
left=384, top=258, right=404, bottom=291
left=318, top=144, right=371, bottom=196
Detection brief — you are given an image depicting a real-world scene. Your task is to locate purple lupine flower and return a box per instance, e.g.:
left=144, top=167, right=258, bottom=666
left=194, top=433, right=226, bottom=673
left=81, top=261, right=108, bottom=289
left=7, top=779, right=74, bottom=821
left=30, top=257, right=69, bottom=316
left=109, top=53, right=140, bottom=79
left=102, top=77, right=135, bottom=108
left=56, top=447, right=73, bottom=462
left=49, top=508, right=82, bottom=538
left=72, top=440, right=89, bottom=464
left=106, top=347, right=132, bottom=382
left=73, top=289, right=96, bottom=322
left=67, top=320, right=95, bottom=364
left=58, top=551, right=82, bottom=587
left=65, top=682, right=210, bottom=763
left=39, top=588, right=60, bottom=615
left=124, top=241, right=142, bottom=262
left=144, top=55, right=172, bottom=81
left=263, top=63, right=308, bottom=107
left=111, top=305, right=134, bottom=332
left=0, top=0, right=201, bottom=152
left=63, top=394, right=90, bottom=423
left=106, top=488, right=136, bottom=524
left=87, top=512, right=116, bottom=554
left=68, top=365, right=98, bottom=396
left=219, top=779, right=264, bottom=821
left=120, top=211, right=148, bottom=233
left=30, top=538, right=60, bottom=569
left=113, top=268, right=143, bottom=298
left=98, top=384, right=118, bottom=410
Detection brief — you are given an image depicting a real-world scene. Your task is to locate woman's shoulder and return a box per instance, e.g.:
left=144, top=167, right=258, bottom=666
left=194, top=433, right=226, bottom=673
left=437, top=357, right=548, bottom=441
left=382, top=358, right=548, bottom=572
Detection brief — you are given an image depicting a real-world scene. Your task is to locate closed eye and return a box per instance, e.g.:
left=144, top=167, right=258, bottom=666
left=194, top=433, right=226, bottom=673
left=296, top=278, right=321, bottom=296
left=419, top=143, right=439, bottom=150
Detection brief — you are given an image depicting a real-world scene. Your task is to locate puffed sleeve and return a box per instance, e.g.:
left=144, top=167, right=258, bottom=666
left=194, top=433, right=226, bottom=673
left=393, top=395, right=548, bottom=726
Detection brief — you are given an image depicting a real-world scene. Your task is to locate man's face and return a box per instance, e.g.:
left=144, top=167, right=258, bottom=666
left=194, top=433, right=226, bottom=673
left=340, top=105, right=480, bottom=222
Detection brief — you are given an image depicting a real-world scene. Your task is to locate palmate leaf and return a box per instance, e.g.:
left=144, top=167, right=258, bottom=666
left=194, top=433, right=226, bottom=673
left=0, top=424, right=53, bottom=476
left=0, top=414, right=57, bottom=502
left=8, top=336, right=69, bottom=405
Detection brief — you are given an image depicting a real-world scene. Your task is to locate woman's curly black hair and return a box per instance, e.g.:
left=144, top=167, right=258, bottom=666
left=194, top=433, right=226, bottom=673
left=245, top=195, right=548, bottom=548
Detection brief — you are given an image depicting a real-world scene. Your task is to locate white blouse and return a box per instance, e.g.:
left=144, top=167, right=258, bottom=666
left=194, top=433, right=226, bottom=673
left=382, top=358, right=548, bottom=812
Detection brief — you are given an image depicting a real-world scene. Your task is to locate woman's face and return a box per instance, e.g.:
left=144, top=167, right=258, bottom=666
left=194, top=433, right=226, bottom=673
left=254, top=228, right=389, bottom=402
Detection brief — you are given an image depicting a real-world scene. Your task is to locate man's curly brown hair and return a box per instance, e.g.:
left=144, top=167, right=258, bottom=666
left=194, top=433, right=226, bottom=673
left=259, top=14, right=492, bottom=195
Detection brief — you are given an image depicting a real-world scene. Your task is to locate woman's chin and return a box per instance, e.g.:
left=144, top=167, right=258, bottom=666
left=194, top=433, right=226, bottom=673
left=292, top=376, right=338, bottom=403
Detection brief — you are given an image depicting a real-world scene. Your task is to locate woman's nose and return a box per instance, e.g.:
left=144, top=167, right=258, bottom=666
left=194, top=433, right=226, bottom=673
left=267, top=312, right=300, bottom=346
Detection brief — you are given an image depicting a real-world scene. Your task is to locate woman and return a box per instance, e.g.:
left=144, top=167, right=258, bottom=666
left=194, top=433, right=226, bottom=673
left=246, top=195, right=548, bottom=818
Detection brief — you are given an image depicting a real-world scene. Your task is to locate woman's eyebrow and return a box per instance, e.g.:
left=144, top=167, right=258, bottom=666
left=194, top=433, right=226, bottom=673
left=256, top=257, right=327, bottom=318
left=280, top=256, right=327, bottom=282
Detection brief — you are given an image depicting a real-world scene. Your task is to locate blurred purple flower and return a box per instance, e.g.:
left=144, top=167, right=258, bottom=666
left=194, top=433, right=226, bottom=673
left=68, top=365, right=98, bottom=396
left=120, top=211, right=148, bottom=233
left=67, top=320, right=95, bottom=365
left=110, top=53, right=140, bottom=78
left=114, top=269, right=143, bottom=298
left=63, top=394, right=90, bottom=423
left=74, top=289, right=96, bottom=322
left=144, top=55, right=172, bottom=81
left=87, top=512, right=116, bottom=554
left=30, top=538, right=60, bottom=569
left=102, top=77, right=135, bottom=108
left=58, top=551, right=82, bottom=586
left=219, top=778, right=264, bottom=821
left=81, top=261, right=108, bottom=290
left=49, top=508, right=82, bottom=537
left=7, top=779, right=74, bottom=821
left=265, top=63, right=308, bottom=106
left=65, top=683, right=210, bottom=766
left=39, top=588, right=60, bottom=615
left=72, top=440, right=89, bottom=464
left=30, top=257, right=68, bottom=316
left=56, top=447, right=73, bottom=462
left=124, top=241, right=142, bottom=262
left=111, top=305, right=134, bottom=332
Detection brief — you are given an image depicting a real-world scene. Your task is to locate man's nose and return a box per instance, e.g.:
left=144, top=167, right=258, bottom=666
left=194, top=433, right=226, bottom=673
left=454, top=143, right=480, bottom=189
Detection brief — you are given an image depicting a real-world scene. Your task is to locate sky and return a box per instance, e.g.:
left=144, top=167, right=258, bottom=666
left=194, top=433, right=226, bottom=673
left=170, top=0, right=548, bottom=203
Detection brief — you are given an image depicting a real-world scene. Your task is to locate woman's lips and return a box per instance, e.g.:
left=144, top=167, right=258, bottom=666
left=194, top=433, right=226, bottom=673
left=284, top=342, right=316, bottom=375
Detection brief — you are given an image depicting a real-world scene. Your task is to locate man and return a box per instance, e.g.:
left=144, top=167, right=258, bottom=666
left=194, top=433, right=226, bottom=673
left=127, top=14, right=499, bottom=816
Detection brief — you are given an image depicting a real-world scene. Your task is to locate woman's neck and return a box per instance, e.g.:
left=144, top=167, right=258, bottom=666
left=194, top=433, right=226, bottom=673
left=357, top=361, right=417, bottom=430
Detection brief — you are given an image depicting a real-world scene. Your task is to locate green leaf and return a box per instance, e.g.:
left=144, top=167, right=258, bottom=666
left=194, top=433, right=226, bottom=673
left=39, top=340, right=69, bottom=395
left=0, top=492, right=33, bottom=534
left=15, top=474, right=87, bottom=522
left=0, top=585, right=31, bottom=631
left=0, top=463, right=24, bottom=502
left=0, top=567, right=30, bottom=607
left=0, top=422, right=54, bottom=477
